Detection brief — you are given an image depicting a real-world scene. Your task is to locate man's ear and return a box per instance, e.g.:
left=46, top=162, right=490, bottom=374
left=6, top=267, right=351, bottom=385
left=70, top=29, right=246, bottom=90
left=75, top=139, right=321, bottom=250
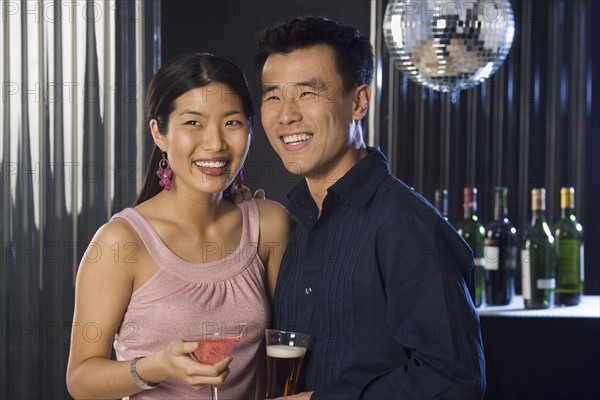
left=352, top=84, right=371, bottom=121
left=150, top=119, right=166, bottom=151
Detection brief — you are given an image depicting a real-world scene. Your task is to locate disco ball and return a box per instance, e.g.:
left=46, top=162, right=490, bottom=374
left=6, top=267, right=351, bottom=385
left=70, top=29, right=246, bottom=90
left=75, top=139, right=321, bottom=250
left=383, top=0, right=515, bottom=92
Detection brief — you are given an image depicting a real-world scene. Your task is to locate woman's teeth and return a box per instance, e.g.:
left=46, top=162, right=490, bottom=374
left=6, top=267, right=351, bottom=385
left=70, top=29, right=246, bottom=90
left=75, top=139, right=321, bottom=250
left=194, top=161, right=226, bottom=168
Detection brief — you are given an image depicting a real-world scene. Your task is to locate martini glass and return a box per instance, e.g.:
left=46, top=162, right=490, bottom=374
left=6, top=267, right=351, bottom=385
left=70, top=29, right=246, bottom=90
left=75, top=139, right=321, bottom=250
left=175, top=323, right=247, bottom=400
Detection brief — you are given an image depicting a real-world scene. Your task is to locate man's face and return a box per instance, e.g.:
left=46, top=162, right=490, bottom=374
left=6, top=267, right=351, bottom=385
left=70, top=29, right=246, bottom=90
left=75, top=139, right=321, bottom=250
left=260, top=44, right=362, bottom=181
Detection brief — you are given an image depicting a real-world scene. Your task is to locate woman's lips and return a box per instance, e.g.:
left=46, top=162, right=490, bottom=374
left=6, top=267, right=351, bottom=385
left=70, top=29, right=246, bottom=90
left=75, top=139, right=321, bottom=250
left=193, top=159, right=229, bottom=176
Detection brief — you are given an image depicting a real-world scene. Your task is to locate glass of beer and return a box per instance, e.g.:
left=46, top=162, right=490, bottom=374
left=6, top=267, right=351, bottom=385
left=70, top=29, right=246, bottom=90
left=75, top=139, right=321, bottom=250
left=265, top=329, right=310, bottom=398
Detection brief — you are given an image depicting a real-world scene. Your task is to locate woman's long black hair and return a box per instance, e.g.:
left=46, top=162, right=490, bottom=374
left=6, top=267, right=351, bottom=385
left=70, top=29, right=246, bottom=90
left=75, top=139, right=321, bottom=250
left=133, top=53, right=254, bottom=206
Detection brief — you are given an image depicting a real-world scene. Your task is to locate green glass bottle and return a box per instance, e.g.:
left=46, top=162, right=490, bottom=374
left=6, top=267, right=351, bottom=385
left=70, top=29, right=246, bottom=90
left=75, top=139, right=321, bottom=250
left=521, top=188, right=556, bottom=309
left=484, top=187, right=517, bottom=305
left=456, top=187, right=486, bottom=307
left=555, top=187, right=584, bottom=306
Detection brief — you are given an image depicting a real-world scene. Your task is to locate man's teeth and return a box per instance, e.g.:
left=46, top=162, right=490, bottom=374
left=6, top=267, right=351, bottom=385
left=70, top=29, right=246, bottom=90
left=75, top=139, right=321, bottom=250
left=282, top=133, right=311, bottom=145
left=194, top=161, right=226, bottom=168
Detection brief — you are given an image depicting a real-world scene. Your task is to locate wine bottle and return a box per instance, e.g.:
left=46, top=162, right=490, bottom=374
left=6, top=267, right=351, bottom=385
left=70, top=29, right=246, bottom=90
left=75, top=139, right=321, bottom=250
left=554, top=187, right=584, bottom=306
left=435, top=189, right=449, bottom=221
left=521, top=188, right=556, bottom=309
left=456, top=187, right=486, bottom=307
left=484, top=187, right=517, bottom=305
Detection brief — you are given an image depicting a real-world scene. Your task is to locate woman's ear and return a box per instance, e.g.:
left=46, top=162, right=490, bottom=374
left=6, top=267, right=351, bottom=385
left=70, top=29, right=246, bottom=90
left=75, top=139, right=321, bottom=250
left=150, top=119, right=166, bottom=151
left=352, top=84, right=371, bottom=121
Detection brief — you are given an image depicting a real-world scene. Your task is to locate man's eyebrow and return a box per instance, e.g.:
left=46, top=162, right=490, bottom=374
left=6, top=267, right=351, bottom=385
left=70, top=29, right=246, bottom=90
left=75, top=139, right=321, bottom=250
left=295, top=79, right=325, bottom=90
left=262, top=84, right=279, bottom=95
left=262, top=79, right=326, bottom=96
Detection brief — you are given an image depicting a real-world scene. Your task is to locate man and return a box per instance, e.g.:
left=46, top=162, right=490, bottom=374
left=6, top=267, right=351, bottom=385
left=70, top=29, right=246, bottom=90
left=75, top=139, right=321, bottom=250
left=255, top=17, right=485, bottom=399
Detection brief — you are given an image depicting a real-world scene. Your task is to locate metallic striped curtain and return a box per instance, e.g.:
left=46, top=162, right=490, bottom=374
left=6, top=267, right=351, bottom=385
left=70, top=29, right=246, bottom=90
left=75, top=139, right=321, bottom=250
left=372, top=0, right=595, bottom=293
left=0, top=0, right=160, bottom=397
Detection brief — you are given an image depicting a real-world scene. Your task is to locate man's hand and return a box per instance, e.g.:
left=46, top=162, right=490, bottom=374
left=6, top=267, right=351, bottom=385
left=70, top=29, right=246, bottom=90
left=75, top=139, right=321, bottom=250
left=274, top=391, right=314, bottom=400
left=232, top=185, right=266, bottom=203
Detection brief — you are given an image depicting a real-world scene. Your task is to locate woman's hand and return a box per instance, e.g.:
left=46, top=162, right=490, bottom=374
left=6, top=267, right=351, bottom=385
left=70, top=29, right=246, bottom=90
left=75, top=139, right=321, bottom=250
left=140, top=342, right=232, bottom=390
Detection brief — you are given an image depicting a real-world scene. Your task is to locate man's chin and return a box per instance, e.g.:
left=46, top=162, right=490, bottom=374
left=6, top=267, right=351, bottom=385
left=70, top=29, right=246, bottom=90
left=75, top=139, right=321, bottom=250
left=283, top=164, right=308, bottom=177
left=278, top=158, right=311, bottom=177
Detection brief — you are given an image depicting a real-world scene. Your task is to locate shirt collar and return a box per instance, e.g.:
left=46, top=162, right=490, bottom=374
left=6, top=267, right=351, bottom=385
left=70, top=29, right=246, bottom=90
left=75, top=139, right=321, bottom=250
left=287, top=147, right=391, bottom=222
left=328, top=147, right=391, bottom=206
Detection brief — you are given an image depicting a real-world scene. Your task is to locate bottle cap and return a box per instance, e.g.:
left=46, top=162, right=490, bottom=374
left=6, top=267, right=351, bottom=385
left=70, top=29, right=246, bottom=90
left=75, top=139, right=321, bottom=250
left=493, top=187, right=508, bottom=213
left=463, top=187, right=478, bottom=211
left=531, top=188, right=546, bottom=211
left=560, top=187, right=575, bottom=209
left=435, top=189, right=448, bottom=216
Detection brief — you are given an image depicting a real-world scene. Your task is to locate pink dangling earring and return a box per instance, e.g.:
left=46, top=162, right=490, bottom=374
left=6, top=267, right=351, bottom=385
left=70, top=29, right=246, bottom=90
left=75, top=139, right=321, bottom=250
left=156, top=152, right=173, bottom=191
left=235, top=167, right=244, bottom=189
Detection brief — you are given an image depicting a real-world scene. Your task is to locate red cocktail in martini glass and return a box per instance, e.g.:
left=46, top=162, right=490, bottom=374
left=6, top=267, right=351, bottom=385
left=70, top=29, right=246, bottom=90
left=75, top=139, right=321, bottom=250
left=175, top=323, right=247, bottom=399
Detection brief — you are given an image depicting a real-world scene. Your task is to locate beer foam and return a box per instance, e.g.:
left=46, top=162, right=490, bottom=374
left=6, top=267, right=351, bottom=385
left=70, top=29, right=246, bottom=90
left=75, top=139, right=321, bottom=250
left=267, top=345, right=307, bottom=358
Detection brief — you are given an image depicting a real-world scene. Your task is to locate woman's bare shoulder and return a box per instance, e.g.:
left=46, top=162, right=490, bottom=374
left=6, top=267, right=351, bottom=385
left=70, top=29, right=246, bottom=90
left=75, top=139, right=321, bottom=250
left=255, top=199, right=290, bottom=232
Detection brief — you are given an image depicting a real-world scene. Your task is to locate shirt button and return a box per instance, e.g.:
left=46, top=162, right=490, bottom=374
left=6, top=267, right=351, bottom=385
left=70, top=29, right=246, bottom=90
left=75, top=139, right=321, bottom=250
left=304, top=287, right=312, bottom=295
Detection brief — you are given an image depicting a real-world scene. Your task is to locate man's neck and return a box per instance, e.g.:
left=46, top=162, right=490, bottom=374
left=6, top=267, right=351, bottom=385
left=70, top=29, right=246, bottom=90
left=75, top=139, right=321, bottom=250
left=305, top=146, right=368, bottom=215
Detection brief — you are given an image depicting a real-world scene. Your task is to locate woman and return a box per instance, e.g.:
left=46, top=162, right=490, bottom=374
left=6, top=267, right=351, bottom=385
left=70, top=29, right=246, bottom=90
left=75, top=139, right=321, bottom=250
left=66, top=53, right=290, bottom=399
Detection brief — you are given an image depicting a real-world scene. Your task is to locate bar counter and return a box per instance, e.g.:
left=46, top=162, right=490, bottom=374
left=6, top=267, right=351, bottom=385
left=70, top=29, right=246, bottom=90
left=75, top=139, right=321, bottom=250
left=478, top=296, right=600, bottom=399
left=478, top=295, right=600, bottom=318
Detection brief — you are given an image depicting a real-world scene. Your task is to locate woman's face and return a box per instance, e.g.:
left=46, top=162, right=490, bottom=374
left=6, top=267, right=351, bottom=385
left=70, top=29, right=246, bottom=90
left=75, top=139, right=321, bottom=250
left=152, top=83, right=251, bottom=196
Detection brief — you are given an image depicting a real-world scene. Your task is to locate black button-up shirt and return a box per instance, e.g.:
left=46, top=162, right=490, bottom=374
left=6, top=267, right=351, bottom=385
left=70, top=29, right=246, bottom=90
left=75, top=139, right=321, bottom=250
left=274, top=148, right=485, bottom=399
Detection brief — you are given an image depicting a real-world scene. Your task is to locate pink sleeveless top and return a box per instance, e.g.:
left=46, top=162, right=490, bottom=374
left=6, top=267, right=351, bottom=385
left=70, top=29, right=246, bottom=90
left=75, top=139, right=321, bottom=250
left=112, top=199, right=269, bottom=400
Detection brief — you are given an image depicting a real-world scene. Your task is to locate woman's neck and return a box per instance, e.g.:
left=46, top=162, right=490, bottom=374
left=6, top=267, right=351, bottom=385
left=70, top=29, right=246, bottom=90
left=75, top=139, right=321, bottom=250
left=151, top=188, right=228, bottom=232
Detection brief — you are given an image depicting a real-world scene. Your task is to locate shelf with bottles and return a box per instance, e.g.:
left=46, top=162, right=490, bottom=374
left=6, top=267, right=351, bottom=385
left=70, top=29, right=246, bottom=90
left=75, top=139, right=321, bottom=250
left=441, top=186, right=585, bottom=310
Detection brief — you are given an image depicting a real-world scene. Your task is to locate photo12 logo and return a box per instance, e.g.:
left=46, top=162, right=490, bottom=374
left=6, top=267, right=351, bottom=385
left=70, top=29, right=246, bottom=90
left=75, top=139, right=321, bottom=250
left=2, top=82, right=139, bottom=105
left=1, top=162, right=141, bottom=185
left=2, top=1, right=139, bottom=24
left=397, top=1, right=509, bottom=24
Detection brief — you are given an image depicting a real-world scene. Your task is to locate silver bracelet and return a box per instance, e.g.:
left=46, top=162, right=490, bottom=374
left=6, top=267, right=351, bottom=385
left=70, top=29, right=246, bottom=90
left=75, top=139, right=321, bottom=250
left=129, top=356, right=158, bottom=390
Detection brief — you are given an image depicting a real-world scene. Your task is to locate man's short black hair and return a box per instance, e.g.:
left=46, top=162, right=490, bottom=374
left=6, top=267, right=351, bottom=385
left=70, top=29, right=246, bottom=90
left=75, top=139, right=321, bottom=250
left=255, top=16, right=374, bottom=93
